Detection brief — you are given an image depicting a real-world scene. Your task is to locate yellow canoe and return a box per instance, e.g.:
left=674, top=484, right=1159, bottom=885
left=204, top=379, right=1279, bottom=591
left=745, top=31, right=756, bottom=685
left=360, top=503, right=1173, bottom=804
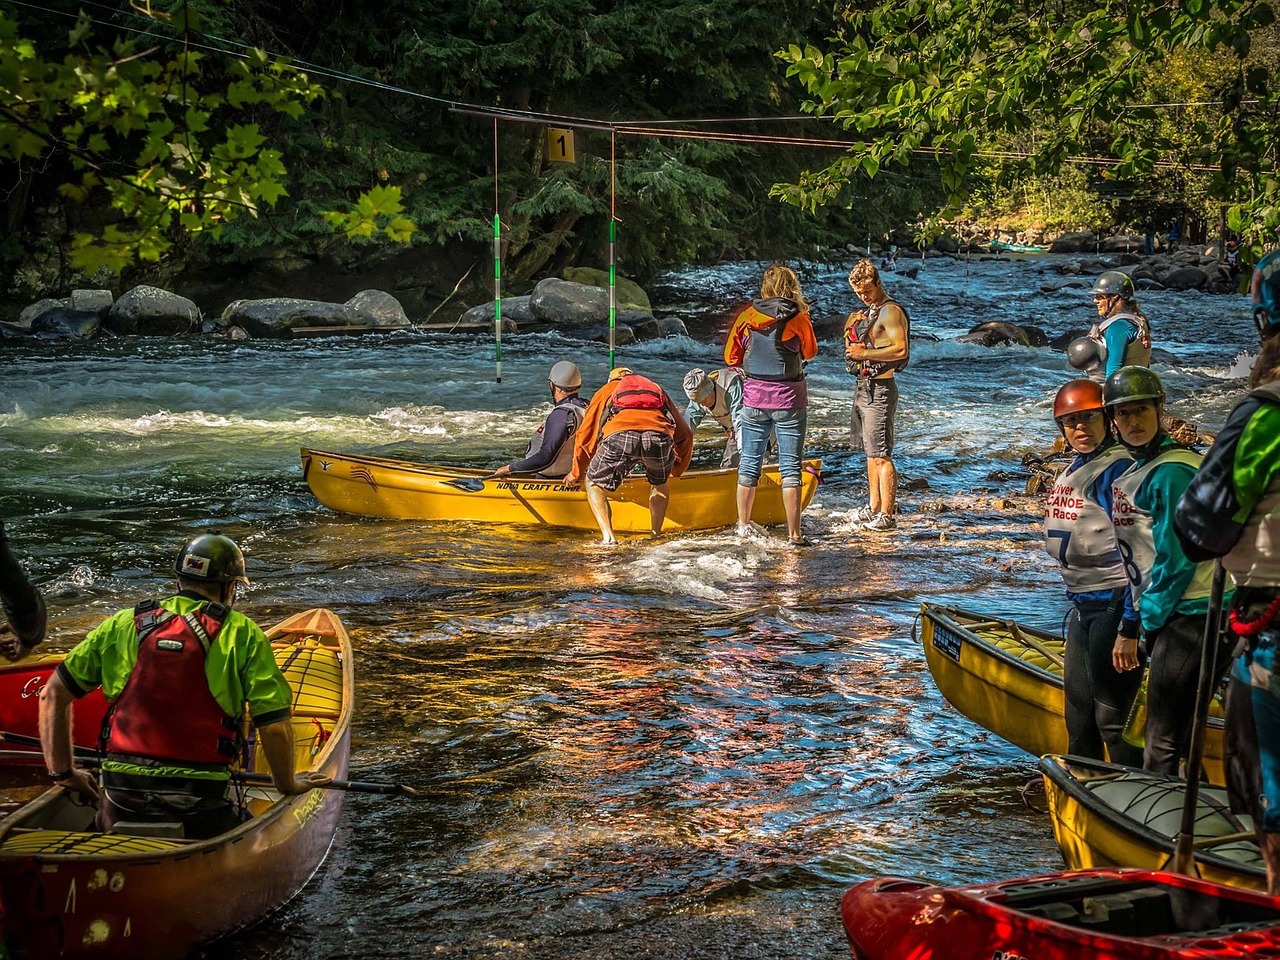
left=1040, top=754, right=1264, bottom=892
left=0, top=608, right=354, bottom=959
left=300, top=447, right=823, bottom=532
left=919, top=603, right=1225, bottom=784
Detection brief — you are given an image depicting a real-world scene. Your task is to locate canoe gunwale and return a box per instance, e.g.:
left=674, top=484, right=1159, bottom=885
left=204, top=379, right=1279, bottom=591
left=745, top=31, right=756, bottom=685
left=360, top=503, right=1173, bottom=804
left=921, top=603, right=1065, bottom=685
left=1038, top=753, right=1266, bottom=885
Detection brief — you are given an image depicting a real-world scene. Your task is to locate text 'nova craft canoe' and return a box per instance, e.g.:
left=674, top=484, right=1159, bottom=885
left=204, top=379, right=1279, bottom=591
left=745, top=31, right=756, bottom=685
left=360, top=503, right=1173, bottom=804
left=301, top=447, right=822, bottom=533
left=918, top=603, right=1226, bottom=784
left=1040, top=754, right=1266, bottom=892
left=0, top=608, right=354, bottom=959
left=841, top=868, right=1280, bottom=960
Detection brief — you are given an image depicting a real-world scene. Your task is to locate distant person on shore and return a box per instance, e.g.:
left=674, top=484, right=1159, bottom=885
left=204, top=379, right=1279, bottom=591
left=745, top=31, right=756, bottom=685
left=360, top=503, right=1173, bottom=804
left=565, top=367, right=693, bottom=544
left=1174, top=325, right=1280, bottom=892
left=724, top=263, right=818, bottom=545
left=1084, top=271, right=1152, bottom=379
left=0, top=520, right=46, bottom=661
left=1043, top=380, right=1143, bottom=766
left=493, top=360, right=586, bottom=480
left=1168, top=218, right=1182, bottom=248
left=682, top=367, right=745, bottom=469
left=845, top=259, right=909, bottom=533
left=1143, top=217, right=1156, bottom=256
left=1102, top=366, right=1231, bottom=776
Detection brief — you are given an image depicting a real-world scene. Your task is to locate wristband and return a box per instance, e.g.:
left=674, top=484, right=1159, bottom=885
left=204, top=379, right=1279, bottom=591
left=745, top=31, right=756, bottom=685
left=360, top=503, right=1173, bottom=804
left=50, top=768, right=75, bottom=781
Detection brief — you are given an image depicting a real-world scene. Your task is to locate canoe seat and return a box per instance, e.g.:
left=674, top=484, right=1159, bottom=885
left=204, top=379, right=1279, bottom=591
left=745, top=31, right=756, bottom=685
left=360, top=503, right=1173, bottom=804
left=112, top=821, right=186, bottom=839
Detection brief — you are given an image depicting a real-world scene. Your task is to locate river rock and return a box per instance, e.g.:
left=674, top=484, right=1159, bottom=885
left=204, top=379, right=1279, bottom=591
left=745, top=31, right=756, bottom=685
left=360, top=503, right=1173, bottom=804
left=1049, top=231, right=1096, bottom=253
left=959, top=321, right=1032, bottom=347
left=530, top=278, right=611, bottom=326
left=459, top=296, right=534, bottom=328
left=70, top=289, right=114, bottom=315
left=1040, top=277, right=1092, bottom=292
left=220, top=298, right=363, bottom=338
left=106, top=285, right=200, bottom=335
left=1049, top=328, right=1091, bottom=350
left=1160, top=266, right=1208, bottom=291
left=1020, top=324, right=1050, bottom=347
left=582, top=323, right=637, bottom=346
left=32, top=308, right=102, bottom=339
left=627, top=316, right=661, bottom=340
left=17, top=297, right=65, bottom=330
left=1135, top=277, right=1166, bottom=291
left=562, top=268, right=651, bottom=312
left=656, top=316, right=690, bottom=338
left=1151, top=347, right=1183, bottom=366
left=346, top=289, right=408, bottom=327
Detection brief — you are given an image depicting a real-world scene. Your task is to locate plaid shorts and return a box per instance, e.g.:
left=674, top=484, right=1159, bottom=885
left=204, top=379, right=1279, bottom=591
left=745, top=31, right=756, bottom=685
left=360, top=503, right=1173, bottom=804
left=586, top=431, right=675, bottom=491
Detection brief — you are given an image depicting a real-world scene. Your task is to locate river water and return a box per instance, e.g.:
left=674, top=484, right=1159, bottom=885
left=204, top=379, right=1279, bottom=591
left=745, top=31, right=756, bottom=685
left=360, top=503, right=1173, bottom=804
left=0, top=254, right=1258, bottom=958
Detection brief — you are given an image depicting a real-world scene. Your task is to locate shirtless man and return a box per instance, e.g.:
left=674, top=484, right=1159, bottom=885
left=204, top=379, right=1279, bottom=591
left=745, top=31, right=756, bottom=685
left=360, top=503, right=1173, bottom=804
left=845, top=259, right=910, bottom=532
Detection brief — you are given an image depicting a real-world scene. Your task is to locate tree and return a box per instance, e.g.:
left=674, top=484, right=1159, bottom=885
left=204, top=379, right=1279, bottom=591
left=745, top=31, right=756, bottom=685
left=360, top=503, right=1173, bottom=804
left=776, top=0, right=1280, bottom=252
left=0, top=1, right=412, bottom=276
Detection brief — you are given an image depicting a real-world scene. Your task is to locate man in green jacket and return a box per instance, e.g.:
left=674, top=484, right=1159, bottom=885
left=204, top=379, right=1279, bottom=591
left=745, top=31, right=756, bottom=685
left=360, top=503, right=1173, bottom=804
left=39, top=532, right=329, bottom=838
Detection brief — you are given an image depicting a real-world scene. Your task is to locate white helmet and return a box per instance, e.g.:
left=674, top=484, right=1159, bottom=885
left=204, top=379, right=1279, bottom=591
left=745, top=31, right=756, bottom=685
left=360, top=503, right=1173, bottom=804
left=548, top=360, right=582, bottom=390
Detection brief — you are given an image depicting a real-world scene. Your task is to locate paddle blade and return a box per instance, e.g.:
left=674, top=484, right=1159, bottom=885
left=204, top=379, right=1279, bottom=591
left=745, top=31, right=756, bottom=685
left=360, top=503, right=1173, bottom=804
left=442, top=477, right=487, bottom=492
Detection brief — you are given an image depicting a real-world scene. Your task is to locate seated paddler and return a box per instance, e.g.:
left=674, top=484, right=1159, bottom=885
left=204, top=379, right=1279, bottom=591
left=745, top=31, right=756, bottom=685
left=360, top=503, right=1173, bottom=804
left=492, top=360, right=588, bottom=480
left=38, top=532, right=330, bottom=839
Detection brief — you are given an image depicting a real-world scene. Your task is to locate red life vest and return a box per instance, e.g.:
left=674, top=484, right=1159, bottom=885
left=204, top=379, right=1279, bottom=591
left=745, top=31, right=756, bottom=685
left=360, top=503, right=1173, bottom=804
left=610, top=374, right=666, bottom=412
left=102, top=600, right=241, bottom=766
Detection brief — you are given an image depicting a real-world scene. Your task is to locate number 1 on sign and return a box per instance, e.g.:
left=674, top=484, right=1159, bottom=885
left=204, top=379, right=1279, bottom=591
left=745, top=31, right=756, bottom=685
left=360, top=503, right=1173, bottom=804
left=547, top=127, right=575, bottom=164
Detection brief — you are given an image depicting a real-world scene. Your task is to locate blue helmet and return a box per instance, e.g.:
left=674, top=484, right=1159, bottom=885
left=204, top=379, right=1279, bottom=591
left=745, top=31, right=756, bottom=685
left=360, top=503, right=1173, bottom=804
left=1254, top=249, right=1280, bottom=336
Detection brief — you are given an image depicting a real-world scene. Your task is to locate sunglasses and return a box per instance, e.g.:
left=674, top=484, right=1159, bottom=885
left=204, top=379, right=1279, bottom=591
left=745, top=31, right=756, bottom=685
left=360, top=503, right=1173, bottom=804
left=1057, top=410, right=1104, bottom=428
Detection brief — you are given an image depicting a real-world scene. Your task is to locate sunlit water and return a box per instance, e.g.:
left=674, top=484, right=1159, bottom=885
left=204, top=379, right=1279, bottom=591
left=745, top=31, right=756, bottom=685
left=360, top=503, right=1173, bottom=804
left=0, top=253, right=1257, bottom=958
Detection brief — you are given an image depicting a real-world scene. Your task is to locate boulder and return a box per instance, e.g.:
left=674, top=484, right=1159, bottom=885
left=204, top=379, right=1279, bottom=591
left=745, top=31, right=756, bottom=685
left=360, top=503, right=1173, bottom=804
left=959, top=321, right=1031, bottom=347
left=1049, top=232, right=1096, bottom=253
left=32, top=308, right=102, bottom=339
left=1020, top=324, right=1050, bottom=347
left=931, top=235, right=959, bottom=254
left=1161, top=266, right=1208, bottom=292
left=70, top=289, right=114, bottom=315
left=530, top=278, right=611, bottom=325
left=630, top=317, right=661, bottom=340
left=17, top=297, right=65, bottom=330
left=657, top=316, right=690, bottom=338
left=1151, top=347, right=1183, bottom=366
left=582, top=323, right=637, bottom=346
left=1135, top=277, right=1165, bottom=291
left=1040, top=277, right=1092, bottom=292
left=459, top=296, right=534, bottom=328
left=1048, top=328, right=1091, bottom=350
left=345, top=289, right=408, bottom=327
left=561, top=267, right=651, bottom=311
left=220, top=298, right=363, bottom=338
left=106, top=285, right=200, bottom=335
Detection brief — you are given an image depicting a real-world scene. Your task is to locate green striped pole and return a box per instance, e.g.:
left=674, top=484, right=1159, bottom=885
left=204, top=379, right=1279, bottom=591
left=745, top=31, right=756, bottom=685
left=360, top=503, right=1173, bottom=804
left=608, top=218, right=617, bottom=370
left=493, top=213, right=502, bottom=383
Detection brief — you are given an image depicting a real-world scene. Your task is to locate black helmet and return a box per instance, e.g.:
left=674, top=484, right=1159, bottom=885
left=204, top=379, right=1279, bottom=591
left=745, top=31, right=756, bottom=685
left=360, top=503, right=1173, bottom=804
left=1066, top=337, right=1102, bottom=371
left=1102, top=365, right=1165, bottom=407
left=1092, top=270, right=1135, bottom=299
left=174, top=533, right=250, bottom=585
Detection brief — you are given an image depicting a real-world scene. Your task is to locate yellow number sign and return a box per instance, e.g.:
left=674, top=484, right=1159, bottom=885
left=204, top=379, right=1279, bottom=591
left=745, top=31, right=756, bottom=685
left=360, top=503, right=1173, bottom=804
left=547, top=127, right=575, bottom=164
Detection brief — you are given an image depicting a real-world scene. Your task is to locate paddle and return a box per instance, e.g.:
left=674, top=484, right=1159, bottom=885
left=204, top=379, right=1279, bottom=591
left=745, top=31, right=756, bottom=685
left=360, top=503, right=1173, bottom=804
left=1168, top=560, right=1227, bottom=876
left=442, top=472, right=511, bottom=492
left=0, top=731, right=417, bottom=797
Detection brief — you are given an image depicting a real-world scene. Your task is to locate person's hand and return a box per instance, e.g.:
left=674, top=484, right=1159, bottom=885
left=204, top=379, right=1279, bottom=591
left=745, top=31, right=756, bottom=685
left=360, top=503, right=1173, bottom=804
left=1112, top=635, right=1140, bottom=673
left=844, top=341, right=868, bottom=360
left=278, top=770, right=332, bottom=795
left=57, top=768, right=100, bottom=802
left=492, top=464, right=511, bottom=477
left=0, top=626, right=31, bottom=663
left=562, top=473, right=581, bottom=490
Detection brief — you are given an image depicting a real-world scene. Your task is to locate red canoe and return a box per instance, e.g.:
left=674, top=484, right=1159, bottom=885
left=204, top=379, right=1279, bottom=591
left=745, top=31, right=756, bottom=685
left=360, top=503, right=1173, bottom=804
left=841, top=868, right=1280, bottom=960
left=0, top=655, right=108, bottom=764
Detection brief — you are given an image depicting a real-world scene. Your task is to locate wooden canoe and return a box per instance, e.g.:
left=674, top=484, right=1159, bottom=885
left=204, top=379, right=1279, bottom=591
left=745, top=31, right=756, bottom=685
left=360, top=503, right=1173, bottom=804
left=0, top=654, right=109, bottom=766
left=300, top=447, right=822, bottom=532
left=0, top=608, right=354, bottom=958
left=1040, top=754, right=1265, bottom=892
left=919, top=603, right=1225, bottom=784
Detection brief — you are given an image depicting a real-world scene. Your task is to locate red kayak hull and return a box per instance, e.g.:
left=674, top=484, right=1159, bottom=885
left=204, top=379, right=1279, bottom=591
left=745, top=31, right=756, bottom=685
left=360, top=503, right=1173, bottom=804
left=841, top=868, right=1280, bottom=960
left=0, top=658, right=109, bottom=764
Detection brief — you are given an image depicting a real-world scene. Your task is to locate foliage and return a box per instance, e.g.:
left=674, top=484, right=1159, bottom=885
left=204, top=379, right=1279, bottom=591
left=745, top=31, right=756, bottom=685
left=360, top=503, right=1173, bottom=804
left=777, top=0, right=1280, bottom=253
left=0, top=1, right=413, bottom=275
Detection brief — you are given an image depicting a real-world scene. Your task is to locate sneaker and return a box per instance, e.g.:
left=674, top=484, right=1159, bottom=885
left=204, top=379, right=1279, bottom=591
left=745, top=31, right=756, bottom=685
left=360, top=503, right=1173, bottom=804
left=862, top=512, right=897, bottom=532
left=850, top=505, right=876, bottom=524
